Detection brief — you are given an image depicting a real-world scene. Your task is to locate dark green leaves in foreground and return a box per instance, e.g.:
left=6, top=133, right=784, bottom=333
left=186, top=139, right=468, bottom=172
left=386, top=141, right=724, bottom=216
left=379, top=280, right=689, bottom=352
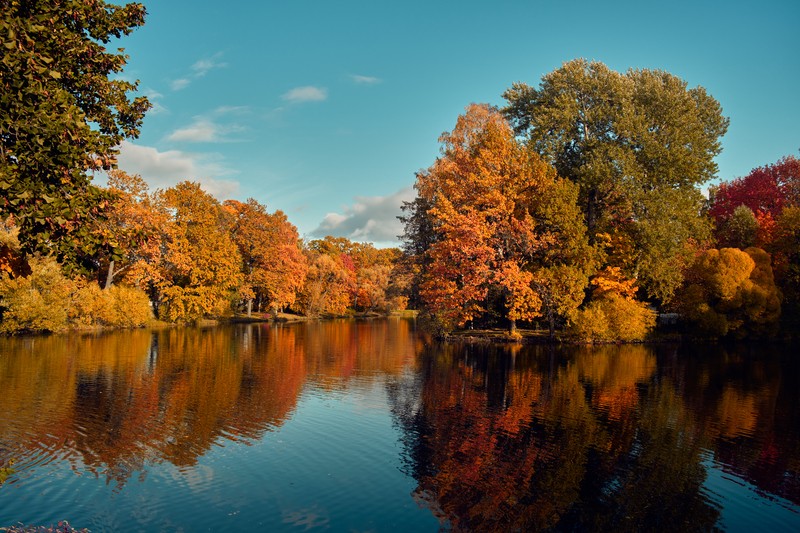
left=0, top=0, right=149, bottom=271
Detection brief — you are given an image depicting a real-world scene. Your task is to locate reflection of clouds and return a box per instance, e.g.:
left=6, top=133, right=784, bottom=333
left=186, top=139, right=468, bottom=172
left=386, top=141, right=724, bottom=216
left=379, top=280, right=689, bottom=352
left=282, top=506, right=330, bottom=530
left=178, top=464, right=215, bottom=492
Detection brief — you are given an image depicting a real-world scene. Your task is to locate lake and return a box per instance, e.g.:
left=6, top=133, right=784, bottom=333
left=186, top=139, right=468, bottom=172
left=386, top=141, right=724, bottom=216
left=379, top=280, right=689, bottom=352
left=0, top=319, right=798, bottom=531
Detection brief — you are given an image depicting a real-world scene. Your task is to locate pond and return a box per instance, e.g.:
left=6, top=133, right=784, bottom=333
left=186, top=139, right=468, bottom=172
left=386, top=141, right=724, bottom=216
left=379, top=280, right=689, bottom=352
left=0, top=319, right=798, bottom=531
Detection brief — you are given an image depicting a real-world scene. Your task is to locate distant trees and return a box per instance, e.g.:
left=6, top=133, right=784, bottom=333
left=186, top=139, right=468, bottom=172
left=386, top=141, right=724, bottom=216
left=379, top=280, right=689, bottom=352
left=708, top=156, right=800, bottom=323
left=298, top=236, right=405, bottom=317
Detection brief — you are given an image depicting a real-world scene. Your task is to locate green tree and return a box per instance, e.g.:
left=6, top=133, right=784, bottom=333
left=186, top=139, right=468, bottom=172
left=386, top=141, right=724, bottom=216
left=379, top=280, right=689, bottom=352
left=717, top=205, right=759, bottom=249
left=503, top=59, right=726, bottom=303
left=0, top=0, right=149, bottom=267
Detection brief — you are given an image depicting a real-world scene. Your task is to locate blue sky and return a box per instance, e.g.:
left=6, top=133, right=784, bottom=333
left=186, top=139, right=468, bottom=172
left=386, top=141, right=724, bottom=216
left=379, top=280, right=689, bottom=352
left=114, top=0, right=800, bottom=247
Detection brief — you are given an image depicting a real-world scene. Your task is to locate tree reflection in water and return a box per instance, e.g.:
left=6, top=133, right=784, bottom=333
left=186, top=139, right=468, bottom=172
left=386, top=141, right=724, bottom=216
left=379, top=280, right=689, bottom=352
left=390, top=341, right=800, bottom=531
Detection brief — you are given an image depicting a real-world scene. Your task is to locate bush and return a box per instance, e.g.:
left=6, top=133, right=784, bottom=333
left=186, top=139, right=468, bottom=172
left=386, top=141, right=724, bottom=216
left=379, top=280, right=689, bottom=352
left=571, top=294, right=656, bottom=343
left=0, top=256, right=74, bottom=334
left=69, top=282, right=152, bottom=328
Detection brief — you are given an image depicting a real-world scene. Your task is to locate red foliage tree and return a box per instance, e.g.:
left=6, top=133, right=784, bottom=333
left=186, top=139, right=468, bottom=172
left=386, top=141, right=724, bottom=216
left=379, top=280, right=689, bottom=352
left=709, top=156, right=800, bottom=246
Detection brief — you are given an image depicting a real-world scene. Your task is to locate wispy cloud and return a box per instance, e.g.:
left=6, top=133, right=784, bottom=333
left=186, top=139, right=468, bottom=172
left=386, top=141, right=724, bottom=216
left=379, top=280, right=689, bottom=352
left=169, top=52, right=227, bottom=92
left=116, top=141, right=240, bottom=198
left=143, top=87, right=168, bottom=115
left=350, top=74, right=381, bottom=85
left=192, top=53, right=227, bottom=77
left=311, top=187, right=415, bottom=246
left=170, top=78, right=191, bottom=91
left=282, top=86, right=328, bottom=103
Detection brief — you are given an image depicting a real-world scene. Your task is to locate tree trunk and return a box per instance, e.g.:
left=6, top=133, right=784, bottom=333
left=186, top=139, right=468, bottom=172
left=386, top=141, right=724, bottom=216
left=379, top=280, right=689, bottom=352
left=548, top=313, right=556, bottom=339
left=246, top=298, right=253, bottom=317
left=509, top=318, right=517, bottom=335
left=104, top=260, right=115, bottom=289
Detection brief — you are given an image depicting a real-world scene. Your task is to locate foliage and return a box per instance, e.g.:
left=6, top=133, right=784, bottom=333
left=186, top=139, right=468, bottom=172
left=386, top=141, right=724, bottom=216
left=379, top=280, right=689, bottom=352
left=772, top=206, right=800, bottom=321
left=0, top=0, right=149, bottom=266
left=503, top=59, right=725, bottom=303
left=570, top=269, right=656, bottom=342
left=99, top=170, right=167, bottom=289
left=709, top=156, right=800, bottom=227
left=409, top=104, right=593, bottom=332
left=225, top=199, right=307, bottom=315
left=158, top=182, right=243, bottom=322
left=716, top=205, right=759, bottom=249
left=297, top=246, right=355, bottom=317
left=0, top=219, right=30, bottom=277
left=0, top=255, right=73, bottom=333
left=676, top=247, right=781, bottom=338
left=69, top=282, right=151, bottom=328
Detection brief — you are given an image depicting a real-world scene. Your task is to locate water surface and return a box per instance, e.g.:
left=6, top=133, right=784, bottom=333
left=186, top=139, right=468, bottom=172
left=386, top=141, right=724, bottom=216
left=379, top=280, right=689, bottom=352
left=0, top=320, right=798, bottom=531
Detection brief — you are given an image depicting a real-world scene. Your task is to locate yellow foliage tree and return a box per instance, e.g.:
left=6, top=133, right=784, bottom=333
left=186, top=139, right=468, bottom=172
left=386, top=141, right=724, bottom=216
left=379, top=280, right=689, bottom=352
left=676, top=247, right=781, bottom=338
left=0, top=255, right=73, bottom=333
left=159, top=182, right=243, bottom=322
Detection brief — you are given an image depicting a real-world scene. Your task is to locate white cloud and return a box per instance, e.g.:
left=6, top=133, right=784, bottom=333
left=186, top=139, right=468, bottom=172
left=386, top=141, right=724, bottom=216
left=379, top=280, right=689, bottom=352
left=166, top=117, right=245, bottom=143
left=311, top=187, right=415, bottom=246
left=170, top=78, right=190, bottom=91
left=143, top=87, right=168, bottom=115
left=350, top=74, right=381, bottom=85
left=167, top=120, right=219, bottom=142
left=115, top=141, right=240, bottom=198
left=282, top=86, right=328, bottom=103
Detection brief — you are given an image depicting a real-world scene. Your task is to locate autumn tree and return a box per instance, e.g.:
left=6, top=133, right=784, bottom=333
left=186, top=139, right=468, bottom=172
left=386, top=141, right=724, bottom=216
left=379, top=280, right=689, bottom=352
left=410, top=104, right=593, bottom=334
left=709, top=156, right=800, bottom=241
left=224, top=199, right=307, bottom=316
left=98, top=170, right=167, bottom=289
left=297, top=249, right=353, bottom=317
left=0, top=0, right=150, bottom=266
left=675, top=247, right=781, bottom=338
left=158, top=182, right=243, bottom=322
left=503, top=59, right=726, bottom=303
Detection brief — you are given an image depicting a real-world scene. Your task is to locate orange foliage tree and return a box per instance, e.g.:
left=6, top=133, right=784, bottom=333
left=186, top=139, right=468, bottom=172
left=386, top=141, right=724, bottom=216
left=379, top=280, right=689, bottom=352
left=224, top=199, right=307, bottom=316
left=412, top=104, right=593, bottom=333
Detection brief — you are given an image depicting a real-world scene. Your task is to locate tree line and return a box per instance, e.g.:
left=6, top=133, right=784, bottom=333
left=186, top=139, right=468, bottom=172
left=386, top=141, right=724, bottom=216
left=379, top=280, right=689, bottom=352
left=400, top=60, right=797, bottom=341
left=1, top=2, right=797, bottom=340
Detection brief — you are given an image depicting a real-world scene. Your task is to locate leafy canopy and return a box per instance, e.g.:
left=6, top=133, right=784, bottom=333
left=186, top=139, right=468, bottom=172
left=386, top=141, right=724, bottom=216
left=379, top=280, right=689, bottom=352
left=0, top=0, right=149, bottom=267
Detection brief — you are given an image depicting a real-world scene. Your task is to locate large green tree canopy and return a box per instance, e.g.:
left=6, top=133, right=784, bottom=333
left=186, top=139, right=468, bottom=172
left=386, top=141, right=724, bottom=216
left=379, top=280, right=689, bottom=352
left=0, top=0, right=149, bottom=269
left=503, top=59, right=729, bottom=303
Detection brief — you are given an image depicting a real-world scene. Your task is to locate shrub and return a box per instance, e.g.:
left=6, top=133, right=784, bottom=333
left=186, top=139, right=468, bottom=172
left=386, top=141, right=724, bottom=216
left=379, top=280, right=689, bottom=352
left=0, top=256, right=74, bottom=334
left=571, top=294, right=656, bottom=343
left=69, top=282, right=151, bottom=328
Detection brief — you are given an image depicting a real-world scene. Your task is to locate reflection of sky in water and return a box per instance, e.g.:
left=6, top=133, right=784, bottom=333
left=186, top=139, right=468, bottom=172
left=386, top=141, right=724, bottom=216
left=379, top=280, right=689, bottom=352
left=702, top=452, right=799, bottom=533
